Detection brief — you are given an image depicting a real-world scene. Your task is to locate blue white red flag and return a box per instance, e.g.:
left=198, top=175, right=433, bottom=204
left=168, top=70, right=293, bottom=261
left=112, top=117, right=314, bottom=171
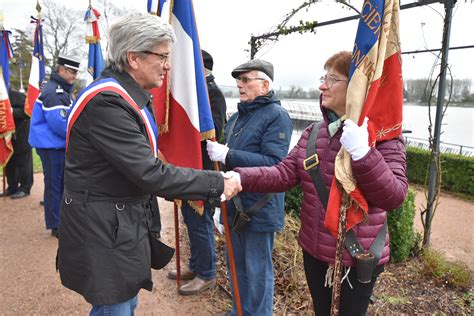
left=24, top=16, right=45, bottom=117
left=325, top=0, right=404, bottom=237
left=0, top=29, right=15, bottom=167
left=149, top=0, right=214, bottom=212
left=84, top=6, right=105, bottom=82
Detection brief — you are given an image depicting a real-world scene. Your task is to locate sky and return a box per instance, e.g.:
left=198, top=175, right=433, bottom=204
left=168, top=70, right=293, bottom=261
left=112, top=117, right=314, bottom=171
left=1, top=0, right=473, bottom=90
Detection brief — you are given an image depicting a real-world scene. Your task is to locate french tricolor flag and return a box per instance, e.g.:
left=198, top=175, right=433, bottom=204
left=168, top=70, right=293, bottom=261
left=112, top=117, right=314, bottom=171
left=24, top=16, right=45, bottom=117
left=149, top=0, right=214, bottom=169
left=0, top=29, right=15, bottom=167
left=325, top=0, right=404, bottom=237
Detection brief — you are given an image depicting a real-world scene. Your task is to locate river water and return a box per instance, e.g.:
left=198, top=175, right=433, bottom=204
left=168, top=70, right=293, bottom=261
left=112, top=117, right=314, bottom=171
left=225, top=98, right=474, bottom=151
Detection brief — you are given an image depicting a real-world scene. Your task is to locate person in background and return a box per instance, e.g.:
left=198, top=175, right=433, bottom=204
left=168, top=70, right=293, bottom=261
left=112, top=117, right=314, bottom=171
left=57, top=13, right=241, bottom=315
left=168, top=49, right=227, bottom=295
left=1, top=89, right=33, bottom=199
left=28, top=54, right=80, bottom=238
left=207, top=59, right=293, bottom=315
left=230, top=51, right=408, bottom=315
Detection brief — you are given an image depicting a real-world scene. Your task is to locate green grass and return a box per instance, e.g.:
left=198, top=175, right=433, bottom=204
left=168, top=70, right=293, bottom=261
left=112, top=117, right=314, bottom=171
left=379, top=295, right=411, bottom=305
left=33, top=149, right=42, bottom=173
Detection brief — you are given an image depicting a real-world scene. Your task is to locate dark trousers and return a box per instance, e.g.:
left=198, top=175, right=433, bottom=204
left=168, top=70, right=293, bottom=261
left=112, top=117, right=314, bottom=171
left=302, top=250, right=383, bottom=316
left=181, top=202, right=216, bottom=279
left=5, top=149, right=33, bottom=194
left=37, top=148, right=65, bottom=230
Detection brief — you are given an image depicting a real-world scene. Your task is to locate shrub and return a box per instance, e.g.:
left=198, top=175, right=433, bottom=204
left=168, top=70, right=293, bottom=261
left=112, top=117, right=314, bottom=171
left=406, top=147, right=474, bottom=196
left=284, top=185, right=303, bottom=216
left=388, top=188, right=416, bottom=263
left=421, top=248, right=472, bottom=290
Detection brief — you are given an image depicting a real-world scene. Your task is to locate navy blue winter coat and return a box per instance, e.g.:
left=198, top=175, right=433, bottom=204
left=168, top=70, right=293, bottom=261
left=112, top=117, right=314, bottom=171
left=29, top=72, right=73, bottom=149
left=225, top=91, right=293, bottom=232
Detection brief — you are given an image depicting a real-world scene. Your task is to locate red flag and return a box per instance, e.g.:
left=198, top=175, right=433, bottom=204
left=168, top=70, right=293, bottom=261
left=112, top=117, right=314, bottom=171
left=24, top=14, right=46, bottom=117
left=0, top=60, right=14, bottom=167
left=324, top=0, right=403, bottom=237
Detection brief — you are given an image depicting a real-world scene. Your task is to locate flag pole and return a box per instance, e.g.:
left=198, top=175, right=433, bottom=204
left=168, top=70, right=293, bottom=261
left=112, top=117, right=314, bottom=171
left=2, top=168, right=6, bottom=197
left=174, top=202, right=181, bottom=287
left=330, top=191, right=349, bottom=316
left=214, top=161, right=242, bottom=316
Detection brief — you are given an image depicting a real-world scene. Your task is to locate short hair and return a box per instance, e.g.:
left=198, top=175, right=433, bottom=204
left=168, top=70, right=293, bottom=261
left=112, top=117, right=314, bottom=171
left=106, top=13, right=176, bottom=72
left=256, top=70, right=273, bottom=91
left=324, top=51, right=351, bottom=77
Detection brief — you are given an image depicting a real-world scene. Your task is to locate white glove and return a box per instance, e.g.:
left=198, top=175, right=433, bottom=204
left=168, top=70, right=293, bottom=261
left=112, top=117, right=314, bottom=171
left=213, top=207, right=224, bottom=234
left=206, top=140, right=229, bottom=164
left=341, top=117, right=370, bottom=161
left=224, top=171, right=241, bottom=184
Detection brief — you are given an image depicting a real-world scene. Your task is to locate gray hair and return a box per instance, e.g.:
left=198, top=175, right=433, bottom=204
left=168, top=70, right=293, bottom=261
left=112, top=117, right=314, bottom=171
left=256, top=71, right=273, bottom=91
left=106, top=13, right=176, bottom=72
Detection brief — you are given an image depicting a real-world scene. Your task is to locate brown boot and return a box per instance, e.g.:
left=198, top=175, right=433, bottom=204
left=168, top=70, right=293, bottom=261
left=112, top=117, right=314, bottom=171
left=178, top=277, right=216, bottom=295
left=167, top=268, right=196, bottom=280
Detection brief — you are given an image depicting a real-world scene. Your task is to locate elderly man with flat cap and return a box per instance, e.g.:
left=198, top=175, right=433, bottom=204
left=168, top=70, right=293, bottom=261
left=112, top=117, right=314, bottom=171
left=207, top=59, right=293, bottom=315
left=29, top=54, right=80, bottom=238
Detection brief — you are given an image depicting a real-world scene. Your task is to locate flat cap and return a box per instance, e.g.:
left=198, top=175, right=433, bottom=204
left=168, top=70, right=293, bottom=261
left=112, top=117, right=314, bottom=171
left=231, top=59, right=274, bottom=81
left=57, top=54, right=81, bottom=70
left=201, top=50, right=213, bottom=71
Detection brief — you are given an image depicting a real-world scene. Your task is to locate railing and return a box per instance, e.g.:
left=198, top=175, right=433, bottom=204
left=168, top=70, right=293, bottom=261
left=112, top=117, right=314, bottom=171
left=404, top=136, right=474, bottom=157
left=226, top=100, right=473, bottom=158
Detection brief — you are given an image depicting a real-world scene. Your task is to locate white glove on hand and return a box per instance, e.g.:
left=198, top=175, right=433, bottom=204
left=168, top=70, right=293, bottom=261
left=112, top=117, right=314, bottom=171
left=213, top=207, right=224, bottom=234
left=341, top=117, right=370, bottom=161
left=224, top=171, right=241, bottom=184
left=206, top=140, right=229, bottom=164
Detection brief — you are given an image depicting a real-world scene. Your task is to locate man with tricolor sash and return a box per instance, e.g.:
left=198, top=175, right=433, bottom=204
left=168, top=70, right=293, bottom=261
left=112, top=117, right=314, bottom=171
left=57, top=13, right=241, bottom=313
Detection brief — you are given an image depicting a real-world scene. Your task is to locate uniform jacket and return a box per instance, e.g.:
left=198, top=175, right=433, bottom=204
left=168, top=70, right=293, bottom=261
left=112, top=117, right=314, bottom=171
left=58, top=68, right=224, bottom=305
left=9, top=90, right=30, bottom=153
left=29, top=72, right=73, bottom=149
left=225, top=91, right=293, bottom=232
left=236, top=109, right=408, bottom=266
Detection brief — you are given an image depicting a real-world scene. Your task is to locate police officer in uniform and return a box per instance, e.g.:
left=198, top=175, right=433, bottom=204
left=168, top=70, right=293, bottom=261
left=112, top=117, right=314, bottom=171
left=29, top=54, right=80, bottom=238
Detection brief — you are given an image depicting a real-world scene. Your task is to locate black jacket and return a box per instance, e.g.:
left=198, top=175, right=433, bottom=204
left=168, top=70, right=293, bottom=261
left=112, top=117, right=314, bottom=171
left=58, top=68, right=224, bottom=305
left=201, top=74, right=227, bottom=171
left=9, top=90, right=30, bottom=153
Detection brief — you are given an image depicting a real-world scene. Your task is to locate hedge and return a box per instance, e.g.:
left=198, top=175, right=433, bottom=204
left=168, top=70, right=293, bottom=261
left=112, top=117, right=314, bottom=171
left=387, top=188, right=416, bottom=263
left=406, top=147, right=474, bottom=196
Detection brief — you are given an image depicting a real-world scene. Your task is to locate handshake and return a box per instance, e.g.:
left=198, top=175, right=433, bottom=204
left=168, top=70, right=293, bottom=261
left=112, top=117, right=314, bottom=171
left=221, top=171, right=241, bottom=201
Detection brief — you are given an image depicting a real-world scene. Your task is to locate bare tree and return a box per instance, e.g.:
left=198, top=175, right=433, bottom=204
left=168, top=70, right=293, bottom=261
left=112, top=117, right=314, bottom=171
left=41, top=0, right=85, bottom=67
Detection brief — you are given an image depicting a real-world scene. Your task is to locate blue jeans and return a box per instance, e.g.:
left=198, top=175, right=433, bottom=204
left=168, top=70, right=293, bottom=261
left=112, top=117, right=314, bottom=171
left=227, top=230, right=275, bottom=316
left=181, top=202, right=216, bottom=280
left=37, top=148, right=65, bottom=229
left=90, top=295, right=138, bottom=316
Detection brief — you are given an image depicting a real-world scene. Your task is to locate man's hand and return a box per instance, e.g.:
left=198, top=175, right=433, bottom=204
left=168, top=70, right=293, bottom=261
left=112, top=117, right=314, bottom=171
left=221, top=171, right=242, bottom=201
left=206, top=140, right=229, bottom=164
left=341, top=117, right=370, bottom=161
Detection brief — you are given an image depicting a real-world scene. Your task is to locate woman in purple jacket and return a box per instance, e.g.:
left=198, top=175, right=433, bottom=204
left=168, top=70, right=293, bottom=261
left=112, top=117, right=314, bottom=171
left=232, top=51, right=408, bottom=315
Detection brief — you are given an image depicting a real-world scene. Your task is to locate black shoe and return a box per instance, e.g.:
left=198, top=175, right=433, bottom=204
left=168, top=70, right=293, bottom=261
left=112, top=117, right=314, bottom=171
left=0, top=191, right=14, bottom=197
left=51, top=228, right=59, bottom=238
left=10, top=191, right=29, bottom=199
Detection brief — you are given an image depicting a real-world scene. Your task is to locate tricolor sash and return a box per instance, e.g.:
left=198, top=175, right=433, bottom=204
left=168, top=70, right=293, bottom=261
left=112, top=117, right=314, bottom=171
left=66, top=78, right=157, bottom=157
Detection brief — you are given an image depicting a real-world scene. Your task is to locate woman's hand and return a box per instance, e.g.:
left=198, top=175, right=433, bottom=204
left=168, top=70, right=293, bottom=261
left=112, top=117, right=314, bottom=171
left=341, top=117, right=370, bottom=161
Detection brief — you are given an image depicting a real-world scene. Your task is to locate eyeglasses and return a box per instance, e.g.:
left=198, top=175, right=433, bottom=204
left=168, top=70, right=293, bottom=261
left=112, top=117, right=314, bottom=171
left=235, top=76, right=265, bottom=84
left=63, top=67, right=78, bottom=75
left=141, top=51, right=169, bottom=64
left=319, top=75, right=348, bottom=88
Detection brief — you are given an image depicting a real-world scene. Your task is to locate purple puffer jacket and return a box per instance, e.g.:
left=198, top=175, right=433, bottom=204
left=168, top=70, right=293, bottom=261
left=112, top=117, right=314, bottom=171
left=235, top=118, right=407, bottom=267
